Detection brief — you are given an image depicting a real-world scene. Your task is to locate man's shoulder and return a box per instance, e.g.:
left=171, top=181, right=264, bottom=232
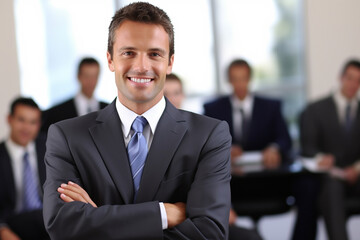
left=204, top=96, right=230, bottom=108
left=306, top=95, right=333, bottom=111
left=254, top=95, right=281, bottom=106
left=176, top=109, right=229, bottom=133
left=44, top=98, right=75, bottom=113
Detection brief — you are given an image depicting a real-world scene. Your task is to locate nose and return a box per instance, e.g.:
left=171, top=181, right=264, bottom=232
left=133, top=53, right=150, bottom=72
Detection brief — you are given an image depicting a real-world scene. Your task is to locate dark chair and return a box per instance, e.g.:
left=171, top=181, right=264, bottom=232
left=345, top=196, right=360, bottom=220
left=231, top=171, right=296, bottom=233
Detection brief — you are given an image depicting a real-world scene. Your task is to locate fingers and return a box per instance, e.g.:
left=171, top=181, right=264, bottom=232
left=59, top=192, right=75, bottom=203
left=164, top=202, right=186, bottom=228
left=57, top=181, right=97, bottom=207
left=263, top=148, right=280, bottom=169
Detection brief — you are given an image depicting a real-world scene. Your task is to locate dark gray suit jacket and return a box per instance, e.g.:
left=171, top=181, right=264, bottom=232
left=300, top=95, right=360, bottom=167
left=43, top=99, right=232, bottom=240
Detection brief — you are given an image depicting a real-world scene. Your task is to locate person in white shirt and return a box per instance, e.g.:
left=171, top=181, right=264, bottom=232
left=41, top=57, right=108, bottom=132
left=0, top=97, right=49, bottom=240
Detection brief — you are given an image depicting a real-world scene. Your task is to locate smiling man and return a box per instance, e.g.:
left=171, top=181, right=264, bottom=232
left=43, top=2, right=231, bottom=240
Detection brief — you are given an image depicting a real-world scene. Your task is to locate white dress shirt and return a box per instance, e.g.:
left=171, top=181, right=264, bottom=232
left=230, top=94, right=253, bottom=142
left=5, top=138, right=40, bottom=212
left=333, top=90, right=358, bottom=125
left=115, top=97, right=168, bottom=229
left=74, top=92, right=101, bottom=116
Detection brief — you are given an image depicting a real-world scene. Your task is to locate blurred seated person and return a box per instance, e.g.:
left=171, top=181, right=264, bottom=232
left=204, top=59, right=292, bottom=170
left=41, top=57, right=108, bottom=132
left=300, top=59, right=360, bottom=240
left=164, top=73, right=185, bottom=109
left=166, top=71, right=262, bottom=240
left=0, top=97, right=49, bottom=240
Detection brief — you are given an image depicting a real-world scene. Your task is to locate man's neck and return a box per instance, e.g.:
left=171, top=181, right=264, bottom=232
left=234, top=92, right=248, bottom=101
left=117, top=94, right=163, bottom=115
left=340, top=88, right=356, bottom=101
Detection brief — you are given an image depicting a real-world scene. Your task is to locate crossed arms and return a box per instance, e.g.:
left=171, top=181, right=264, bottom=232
left=43, top=120, right=232, bottom=240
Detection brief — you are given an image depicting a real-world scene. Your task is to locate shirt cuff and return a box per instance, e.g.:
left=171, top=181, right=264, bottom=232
left=159, top=202, right=168, bottom=230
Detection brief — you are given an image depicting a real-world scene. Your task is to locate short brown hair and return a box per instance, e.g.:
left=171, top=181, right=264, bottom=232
left=77, top=57, right=100, bottom=76
left=107, top=2, right=174, bottom=60
left=341, top=59, right=360, bottom=76
left=166, top=73, right=183, bottom=90
left=227, top=59, right=252, bottom=80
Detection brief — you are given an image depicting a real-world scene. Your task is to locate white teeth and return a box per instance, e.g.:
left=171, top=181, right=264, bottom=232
left=130, top=77, right=152, bottom=83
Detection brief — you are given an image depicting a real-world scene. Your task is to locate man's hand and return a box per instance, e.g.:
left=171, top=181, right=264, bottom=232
left=317, top=154, right=335, bottom=170
left=0, top=227, right=21, bottom=240
left=262, top=146, right=281, bottom=169
left=231, top=145, right=243, bottom=164
left=57, top=181, right=97, bottom=208
left=229, top=208, right=237, bottom=226
left=344, top=166, right=359, bottom=184
left=164, top=202, right=186, bottom=228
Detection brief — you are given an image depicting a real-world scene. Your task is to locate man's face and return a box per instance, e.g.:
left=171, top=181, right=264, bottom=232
left=340, top=66, right=360, bottom=100
left=8, top=104, right=41, bottom=147
left=107, top=21, right=174, bottom=110
left=229, top=65, right=251, bottom=100
left=164, top=80, right=184, bottom=109
left=78, top=64, right=100, bottom=98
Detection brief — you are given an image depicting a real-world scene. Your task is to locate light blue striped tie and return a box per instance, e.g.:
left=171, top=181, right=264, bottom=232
left=127, top=116, right=148, bottom=200
left=22, top=152, right=42, bottom=211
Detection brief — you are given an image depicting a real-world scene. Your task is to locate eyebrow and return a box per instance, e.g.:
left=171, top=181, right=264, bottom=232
left=117, top=47, right=167, bottom=55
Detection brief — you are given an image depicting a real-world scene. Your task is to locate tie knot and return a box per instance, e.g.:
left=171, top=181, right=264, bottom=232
left=23, top=152, right=29, bottom=161
left=131, top=116, right=148, bottom=133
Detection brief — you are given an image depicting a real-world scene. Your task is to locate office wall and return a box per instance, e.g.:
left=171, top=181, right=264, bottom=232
left=305, top=0, right=360, bottom=101
left=0, top=0, right=20, bottom=140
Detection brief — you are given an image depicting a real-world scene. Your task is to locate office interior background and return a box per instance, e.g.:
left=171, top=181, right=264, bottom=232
left=1, top=0, right=360, bottom=239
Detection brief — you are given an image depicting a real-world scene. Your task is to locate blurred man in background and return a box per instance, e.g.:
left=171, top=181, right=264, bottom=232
left=0, top=97, right=48, bottom=240
left=164, top=73, right=184, bottom=109
left=41, top=57, right=108, bottom=132
left=204, top=58, right=292, bottom=169
left=300, top=59, right=360, bottom=240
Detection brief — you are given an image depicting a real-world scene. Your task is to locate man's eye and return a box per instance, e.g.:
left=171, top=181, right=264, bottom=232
left=150, top=52, right=160, bottom=57
left=123, top=51, right=134, bottom=56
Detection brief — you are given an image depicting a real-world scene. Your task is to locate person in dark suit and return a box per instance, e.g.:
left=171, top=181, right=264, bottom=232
left=300, top=59, right=360, bottom=240
left=204, top=59, right=290, bottom=240
left=204, top=59, right=292, bottom=170
left=41, top=57, right=108, bottom=132
left=43, top=2, right=231, bottom=240
left=0, top=97, right=49, bottom=240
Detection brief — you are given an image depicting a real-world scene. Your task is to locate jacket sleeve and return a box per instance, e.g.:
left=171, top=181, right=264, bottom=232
left=163, top=121, right=232, bottom=240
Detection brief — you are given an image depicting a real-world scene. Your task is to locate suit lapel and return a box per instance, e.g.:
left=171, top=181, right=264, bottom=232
left=224, top=97, right=234, bottom=138
left=89, top=101, right=134, bottom=204
left=327, top=97, right=343, bottom=136
left=136, top=101, right=188, bottom=203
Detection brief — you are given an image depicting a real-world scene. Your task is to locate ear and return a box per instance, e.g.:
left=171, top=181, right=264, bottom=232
left=166, top=55, right=175, bottom=74
left=107, top=52, right=115, bottom=72
left=7, top=114, right=12, bottom=125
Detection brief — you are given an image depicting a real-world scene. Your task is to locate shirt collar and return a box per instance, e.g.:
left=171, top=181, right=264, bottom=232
left=231, top=94, right=253, bottom=111
left=334, top=90, right=358, bottom=109
left=6, top=138, right=36, bottom=158
left=75, top=92, right=98, bottom=106
left=115, top=97, right=166, bottom=138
